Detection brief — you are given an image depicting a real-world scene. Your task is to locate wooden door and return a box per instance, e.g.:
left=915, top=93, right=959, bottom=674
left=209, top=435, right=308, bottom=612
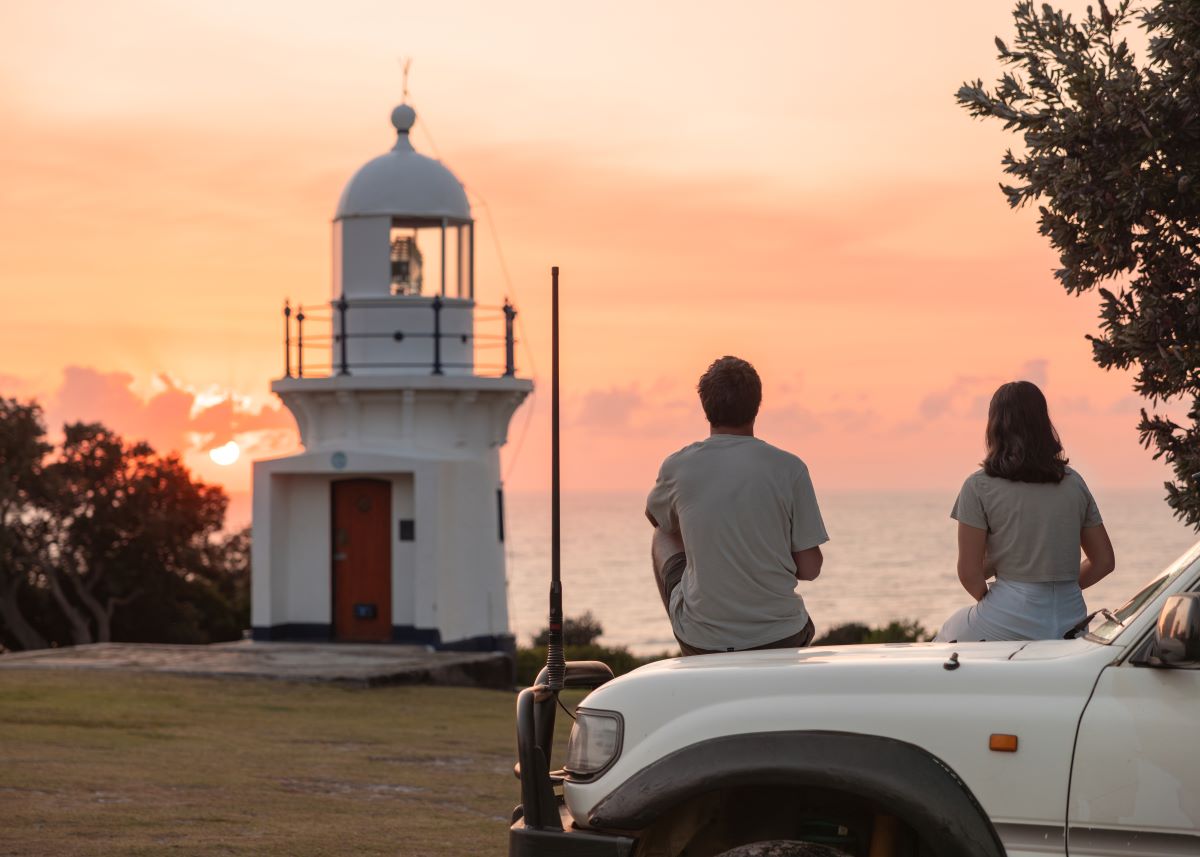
left=332, top=479, right=392, bottom=642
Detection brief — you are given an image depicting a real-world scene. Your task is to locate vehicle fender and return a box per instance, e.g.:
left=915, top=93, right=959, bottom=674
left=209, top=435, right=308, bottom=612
left=586, top=730, right=1006, bottom=857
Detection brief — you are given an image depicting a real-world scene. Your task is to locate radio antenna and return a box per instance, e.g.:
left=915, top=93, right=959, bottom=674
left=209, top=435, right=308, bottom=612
left=544, top=265, right=565, bottom=691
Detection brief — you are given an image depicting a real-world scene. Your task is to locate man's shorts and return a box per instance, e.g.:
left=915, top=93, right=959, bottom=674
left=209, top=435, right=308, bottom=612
left=652, top=550, right=816, bottom=657
left=653, top=551, right=688, bottom=613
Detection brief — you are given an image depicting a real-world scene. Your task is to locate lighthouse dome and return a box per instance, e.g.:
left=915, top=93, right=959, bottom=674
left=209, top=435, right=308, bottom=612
left=334, top=104, right=471, bottom=223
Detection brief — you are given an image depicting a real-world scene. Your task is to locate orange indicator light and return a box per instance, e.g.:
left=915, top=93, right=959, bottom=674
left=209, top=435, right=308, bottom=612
left=989, top=734, right=1019, bottom=752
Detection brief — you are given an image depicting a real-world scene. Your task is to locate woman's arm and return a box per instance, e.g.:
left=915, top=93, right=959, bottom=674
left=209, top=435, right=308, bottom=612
left=957, top=522, right=989, bottom=602
left=1079, top=525, right=1115, bottom=589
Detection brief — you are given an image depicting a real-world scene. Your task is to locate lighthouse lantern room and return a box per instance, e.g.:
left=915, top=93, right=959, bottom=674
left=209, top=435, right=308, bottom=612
left=251, top=101, right=532, bottom=650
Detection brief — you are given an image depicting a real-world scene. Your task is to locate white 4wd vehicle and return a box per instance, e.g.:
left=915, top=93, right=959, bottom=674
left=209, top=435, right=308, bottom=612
left=510, top=544, right=1200, bottom=857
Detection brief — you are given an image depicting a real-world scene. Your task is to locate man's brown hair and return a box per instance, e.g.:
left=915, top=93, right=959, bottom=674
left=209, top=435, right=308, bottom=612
left=697, top=356, right=761, bottom=427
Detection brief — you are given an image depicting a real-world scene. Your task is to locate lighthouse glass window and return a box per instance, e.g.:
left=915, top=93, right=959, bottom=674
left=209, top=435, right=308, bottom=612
left=388, top=221, right=469, bottom=299
left=390, top=230, right=424, bottom=295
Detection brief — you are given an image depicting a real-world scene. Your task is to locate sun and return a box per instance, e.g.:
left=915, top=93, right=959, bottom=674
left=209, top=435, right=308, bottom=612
left=209, top=441, right=241, bottom=466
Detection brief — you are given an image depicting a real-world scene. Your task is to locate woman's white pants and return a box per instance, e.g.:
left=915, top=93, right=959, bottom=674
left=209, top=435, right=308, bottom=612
left=934, top=578, right=1086, bottom=642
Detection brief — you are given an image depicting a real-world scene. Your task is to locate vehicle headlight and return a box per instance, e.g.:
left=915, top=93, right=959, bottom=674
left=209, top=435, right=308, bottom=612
left=564, top=709, right=623, bottom=779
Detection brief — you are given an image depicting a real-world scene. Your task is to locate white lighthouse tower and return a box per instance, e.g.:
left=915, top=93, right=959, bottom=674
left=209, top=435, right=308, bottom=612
left=250, top=101, right=532, bottom=651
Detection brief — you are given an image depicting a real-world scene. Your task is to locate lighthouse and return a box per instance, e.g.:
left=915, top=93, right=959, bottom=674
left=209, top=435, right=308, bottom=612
left=250, top=101, right=532, bottom=651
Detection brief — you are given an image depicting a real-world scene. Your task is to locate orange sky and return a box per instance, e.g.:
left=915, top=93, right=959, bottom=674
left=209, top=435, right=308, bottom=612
left=0, top=1, right=1175, bottom=523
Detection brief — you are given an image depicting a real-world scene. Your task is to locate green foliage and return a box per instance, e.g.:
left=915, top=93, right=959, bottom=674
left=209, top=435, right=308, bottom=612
left=515, top=644, right=662, bottom=686
left=0, top=398, right=56, bottom=650
left=958, top=1, right=1200, bottom=526
left=517, top=615, right=936, bottom=684
left=813, top=619, right=934, bottom=646
left=0, top=396, right=248, bottom=650
left=520, top=612, right=675, bottom=685
left=811, top=622, right=872, bottom=646
left=531, top=610, right=605, bottom=647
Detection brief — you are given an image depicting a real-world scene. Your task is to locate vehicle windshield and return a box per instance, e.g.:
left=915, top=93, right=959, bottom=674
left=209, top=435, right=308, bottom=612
left=1084, top=543, right=1200, bottom=643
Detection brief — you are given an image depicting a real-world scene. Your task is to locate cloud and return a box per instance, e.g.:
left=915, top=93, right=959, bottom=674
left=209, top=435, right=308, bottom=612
left=1057, top=395, right=1094, bottom=414
left=46, top=365, right=294, bottom=456
left=1017, top=359, right=1048, bottom=387
left=918, top=388, right=958, bottom=421
left=758, top=402, right=827, bottom=435
left=187, top=396, right=295, bottom=447
left=573, top=386, right=645, bottom=431
left=917, top=359, right=1056, bottom=423
left=569, top=382, right=699, bottom=436
left=0, top=373, right=27, bottom=394
left=916, top=375, right=986, bottom=421
left=567, top=379, right=880, bottom=445
left=1106, top=393, right=1150, bottom=416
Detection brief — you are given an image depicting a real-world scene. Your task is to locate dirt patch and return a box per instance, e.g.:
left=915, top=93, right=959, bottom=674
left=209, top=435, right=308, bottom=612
left=275, top=777, right=425, bottom=798
left=367, top=754, right=475, bottom=766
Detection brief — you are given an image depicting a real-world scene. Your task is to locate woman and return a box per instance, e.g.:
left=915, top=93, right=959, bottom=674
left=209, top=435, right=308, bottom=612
left=935, top=381, right=1115, bottom=642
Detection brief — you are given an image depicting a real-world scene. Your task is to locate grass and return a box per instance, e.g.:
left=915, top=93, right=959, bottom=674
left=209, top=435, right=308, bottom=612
left=0, top=671, right=580, bottom=856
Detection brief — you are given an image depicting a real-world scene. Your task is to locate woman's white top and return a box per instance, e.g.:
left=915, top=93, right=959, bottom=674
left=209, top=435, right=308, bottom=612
left=951, top=466, right=1102, bottom=583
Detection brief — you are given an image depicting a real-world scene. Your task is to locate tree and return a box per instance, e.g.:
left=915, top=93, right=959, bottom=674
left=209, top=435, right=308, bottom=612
left=532, top=610, right=605, bottom=647
left=0, top=399, right=53, bottom=650
left=812, top=620, right=934, bottom=646
left=0, top=398, right=249, bottom=650
left=520, top=612, right=654, bottom=685
left=958, top=1, right=1200, bottom=525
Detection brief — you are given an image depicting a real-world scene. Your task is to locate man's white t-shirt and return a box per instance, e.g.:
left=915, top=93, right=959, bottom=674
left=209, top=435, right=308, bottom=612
left=645, top=434, right=828, bottom=651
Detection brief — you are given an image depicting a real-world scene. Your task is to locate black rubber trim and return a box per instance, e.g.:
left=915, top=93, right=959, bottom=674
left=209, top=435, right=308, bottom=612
left=510, top=818, right=636, bottom=857
left=516, top=663, right=617, bottom=830
left=587, top=730, right=1005, bottom=857
left=516, top=688, right=562, bottom=830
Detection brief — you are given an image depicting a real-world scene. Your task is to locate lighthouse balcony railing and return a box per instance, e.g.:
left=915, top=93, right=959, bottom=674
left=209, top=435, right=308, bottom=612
left=281, top=296, right=518, bottom=379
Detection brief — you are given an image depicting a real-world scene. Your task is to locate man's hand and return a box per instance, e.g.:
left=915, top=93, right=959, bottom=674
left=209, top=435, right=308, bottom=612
left=793, top=546, right=823, bottom=581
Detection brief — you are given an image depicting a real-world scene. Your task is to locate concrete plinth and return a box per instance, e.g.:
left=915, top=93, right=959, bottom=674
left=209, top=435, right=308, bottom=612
left=0, top=641, right=513, bottom=689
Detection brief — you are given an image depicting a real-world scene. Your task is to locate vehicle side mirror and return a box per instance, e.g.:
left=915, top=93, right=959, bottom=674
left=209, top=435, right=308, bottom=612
left=1140, top=593, right=1200, bottom=669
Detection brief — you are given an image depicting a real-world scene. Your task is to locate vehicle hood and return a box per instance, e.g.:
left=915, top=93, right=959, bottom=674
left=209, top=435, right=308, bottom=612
left=637, top=640, right=1029, bottom=673
left=580, top=641, right=1083, bottom=717
left=564, top=638, right=1115, bottom=825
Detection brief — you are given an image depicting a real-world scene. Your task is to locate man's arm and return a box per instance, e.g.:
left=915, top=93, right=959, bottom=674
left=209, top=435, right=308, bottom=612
left=793, top=546, right=823, bottom=581
left=645, top=467, right=677, bottom=533
left=789, top=466, right=828, bottom=583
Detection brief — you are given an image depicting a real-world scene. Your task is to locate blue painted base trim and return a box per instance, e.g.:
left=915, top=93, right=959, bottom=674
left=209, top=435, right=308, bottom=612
left=391, top=625, right=442, bottom=646
left=251, top=624, right=515, bottom=655
left=440, top=633, right=516, bottom=656
left=252, top=623, right=331, bottom=642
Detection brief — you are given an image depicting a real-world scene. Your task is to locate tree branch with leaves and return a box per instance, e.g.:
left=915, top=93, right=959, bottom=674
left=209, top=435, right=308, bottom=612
left=959, top=0, right=1200, bottom=525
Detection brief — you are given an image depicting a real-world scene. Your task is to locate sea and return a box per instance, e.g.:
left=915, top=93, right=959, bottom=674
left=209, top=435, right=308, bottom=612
left=504, top=491, right=1199, bottom=655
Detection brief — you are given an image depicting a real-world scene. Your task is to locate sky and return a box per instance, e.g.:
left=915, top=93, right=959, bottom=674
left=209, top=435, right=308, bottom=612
left=0, top=1, right=1176, bottom=525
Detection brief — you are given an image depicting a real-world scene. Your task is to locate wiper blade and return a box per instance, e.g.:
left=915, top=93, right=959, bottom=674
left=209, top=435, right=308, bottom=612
left=1065, top=611, right=1099, bottom=639
left=1098, top=608, right=1126, bottom=627
left=1064, top=608, right=1125, bottom=640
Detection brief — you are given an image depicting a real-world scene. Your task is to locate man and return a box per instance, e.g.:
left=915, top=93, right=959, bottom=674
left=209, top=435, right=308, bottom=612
left=645, top=356, right=827, bottom=655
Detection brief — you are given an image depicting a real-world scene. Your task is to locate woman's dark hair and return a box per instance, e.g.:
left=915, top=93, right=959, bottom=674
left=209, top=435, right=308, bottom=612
left=698, top=356, right=762, bottom=427
left=983, top=381, right=1068, bottom=483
